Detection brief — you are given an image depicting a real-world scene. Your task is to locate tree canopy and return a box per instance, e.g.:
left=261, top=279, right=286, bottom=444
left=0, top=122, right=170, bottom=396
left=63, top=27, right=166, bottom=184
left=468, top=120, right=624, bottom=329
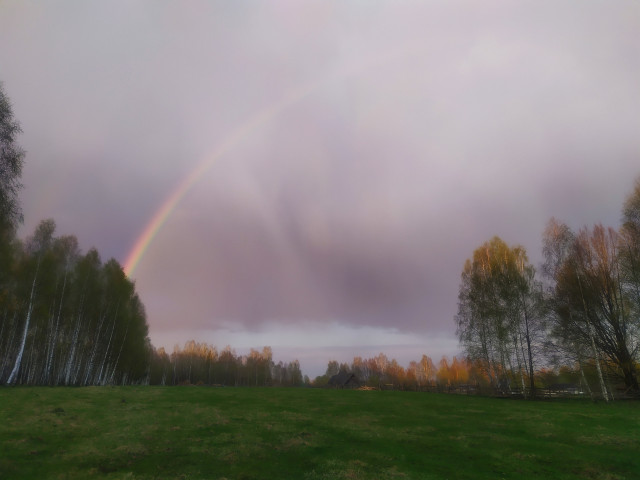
left=0, top=82, right=25, bottom=230
left=457, top=179, right=640, bottom=398
left=456, top=237, right=544, bottom=397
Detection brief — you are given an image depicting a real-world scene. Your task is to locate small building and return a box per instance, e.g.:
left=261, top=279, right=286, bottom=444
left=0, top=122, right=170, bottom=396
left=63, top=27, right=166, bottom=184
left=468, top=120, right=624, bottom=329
left=328, top=371, right=360, bottom=389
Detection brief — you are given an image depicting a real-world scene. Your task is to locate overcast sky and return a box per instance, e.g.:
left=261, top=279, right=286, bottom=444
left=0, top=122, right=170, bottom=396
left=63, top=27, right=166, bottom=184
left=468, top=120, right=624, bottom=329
left=2, top=1, right=639, bottom=377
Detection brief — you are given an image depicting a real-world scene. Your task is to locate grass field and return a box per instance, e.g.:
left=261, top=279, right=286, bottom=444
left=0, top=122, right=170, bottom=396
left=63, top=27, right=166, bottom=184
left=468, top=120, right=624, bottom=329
left=1, top=387, right=638, bottom=480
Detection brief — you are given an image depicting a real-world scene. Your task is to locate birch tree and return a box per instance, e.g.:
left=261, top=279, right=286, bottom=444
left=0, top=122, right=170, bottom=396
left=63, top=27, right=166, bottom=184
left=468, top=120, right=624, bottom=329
left=456, top=237, right=544, bottom=397
left=7, top=219, right=55, bottom=384
left=544, top=216, right=640, bottom=396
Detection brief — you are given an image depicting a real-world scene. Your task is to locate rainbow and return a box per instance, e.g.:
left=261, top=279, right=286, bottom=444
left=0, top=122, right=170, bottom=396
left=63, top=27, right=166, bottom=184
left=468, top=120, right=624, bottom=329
left=122, top=81, right=320, bottom=277
left=122, top=46, right=424, bottom=277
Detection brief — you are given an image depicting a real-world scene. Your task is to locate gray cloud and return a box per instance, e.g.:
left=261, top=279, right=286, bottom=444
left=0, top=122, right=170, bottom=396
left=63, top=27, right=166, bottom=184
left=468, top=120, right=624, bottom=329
left=1, top=1, right=639, bottom=358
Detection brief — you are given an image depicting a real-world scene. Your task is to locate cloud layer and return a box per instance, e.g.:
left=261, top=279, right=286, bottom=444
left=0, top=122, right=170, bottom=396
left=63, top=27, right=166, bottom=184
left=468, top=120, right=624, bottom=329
left=2, top=1, right=639, bottom=374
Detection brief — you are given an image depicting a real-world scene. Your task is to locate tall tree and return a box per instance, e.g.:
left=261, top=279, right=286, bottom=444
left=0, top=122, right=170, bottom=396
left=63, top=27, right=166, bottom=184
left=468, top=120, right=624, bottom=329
left=419, top=354, right=436, bottom=386
left=542, top=218, right=600, bottom=397
left=456, top=237, right=543, bottom=397
left=0, top=83, right=24, bottom=349
left=556, top=225, right=638, bottom=394
left=325, top=360, right=339, bottom=377
left=0, top=82, right=25, bottom=229
left=7, top=219, right=55, bottom=384
left=620, top=178, right=640, bottom=328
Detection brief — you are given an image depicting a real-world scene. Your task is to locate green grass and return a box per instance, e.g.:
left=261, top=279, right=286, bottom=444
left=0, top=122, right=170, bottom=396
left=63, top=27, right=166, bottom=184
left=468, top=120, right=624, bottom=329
left=1, top=387, right=638, bottom=479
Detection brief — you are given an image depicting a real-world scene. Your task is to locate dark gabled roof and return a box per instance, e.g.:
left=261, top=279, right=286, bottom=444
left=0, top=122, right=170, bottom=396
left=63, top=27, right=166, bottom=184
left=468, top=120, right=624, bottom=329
left=328, top=372, right=359, bottom=386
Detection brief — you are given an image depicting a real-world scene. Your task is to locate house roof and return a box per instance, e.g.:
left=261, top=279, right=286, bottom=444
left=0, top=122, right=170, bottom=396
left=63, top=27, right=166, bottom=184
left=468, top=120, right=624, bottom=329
left=328, top=372, right=358, bottom=386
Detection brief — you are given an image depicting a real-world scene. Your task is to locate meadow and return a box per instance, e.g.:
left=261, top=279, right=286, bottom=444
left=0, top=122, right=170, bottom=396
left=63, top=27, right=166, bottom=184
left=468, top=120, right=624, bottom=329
left=1, top=387, right=638, bottom=480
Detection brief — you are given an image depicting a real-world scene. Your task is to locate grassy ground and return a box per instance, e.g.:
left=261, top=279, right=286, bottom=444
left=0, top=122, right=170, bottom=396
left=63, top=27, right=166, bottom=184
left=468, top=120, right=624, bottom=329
left=1, top=387, right=638, bottom=480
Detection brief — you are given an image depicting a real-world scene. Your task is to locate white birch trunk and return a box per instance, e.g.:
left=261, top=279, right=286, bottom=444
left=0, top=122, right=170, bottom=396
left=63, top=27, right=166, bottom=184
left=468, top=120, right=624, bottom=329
left=109, top=316, right=129, bottom=384
left=0, top=311, right=15, bottom=379
left=84, top=310, right=109, bottom=385
left=577, top=275, right=609, bottom=402
left=589, top=323, right=609, bottom=402
left=64, top=313, right=82, bottom=385
left=98, top=303, right=119, bottom=385
left=575, top=345, right=593, bottom=399
left=2, top=313, right=19, bottom=382
left=514, top=332, right=527, bottom=398
left=26, top=323, right=39, bottom=384
left=45, top=270, right=67, bottom=384
left=7, top=262, right=40, bottom=385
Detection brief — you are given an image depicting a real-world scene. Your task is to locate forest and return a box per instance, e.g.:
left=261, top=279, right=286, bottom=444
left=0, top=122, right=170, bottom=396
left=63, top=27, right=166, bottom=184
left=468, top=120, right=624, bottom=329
left=2, top=80, right=640, bottom=395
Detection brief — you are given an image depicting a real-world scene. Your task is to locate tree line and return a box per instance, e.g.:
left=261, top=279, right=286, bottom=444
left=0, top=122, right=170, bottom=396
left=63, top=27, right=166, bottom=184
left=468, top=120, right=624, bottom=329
left=313, top=354, right=466, bottom=390
left=1, top=82, right=309, bottom=387
left=3, top=79, right=639, bottom=394
left=149, top=341, right=307, bottom=387
left=0, top=218, right=151, bottom=385
left=311, top=353, right=605, bottom=394
left=456, top=180, right=640, bottom=399
left=0, top=82, right=150, bottom=385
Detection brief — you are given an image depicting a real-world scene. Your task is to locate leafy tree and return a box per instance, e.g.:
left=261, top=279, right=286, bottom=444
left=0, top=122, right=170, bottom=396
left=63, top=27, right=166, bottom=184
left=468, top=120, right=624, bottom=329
left=0, top=83, right=24, bottom=382
left=325, top=360, right=339, bottom=377
left=546, top=221, right=639, bottom=395
left=386, top=358, right=405, bottom=388
left=351, top=356, right=366, bottom=383
left=149, top=346, right=172, bottom=385
left=436, top=356, right=451, bottom=386
left=456, top=237, right=544, bottom=397
left=450, top=356, right=470, bottom=385
left=419, top=354, right=436, bottom=386
left=287, top=359, right=304, bottom=386
left=0, top=82, right=25, bottom=229
left=620, top=178, right=640, bottom=327
left=542, top=218, right=599, bottom=397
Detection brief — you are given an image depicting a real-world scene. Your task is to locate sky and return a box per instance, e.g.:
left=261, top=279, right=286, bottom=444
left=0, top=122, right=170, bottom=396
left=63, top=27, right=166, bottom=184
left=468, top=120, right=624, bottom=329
left=1, top=1, right=639, bottom=378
